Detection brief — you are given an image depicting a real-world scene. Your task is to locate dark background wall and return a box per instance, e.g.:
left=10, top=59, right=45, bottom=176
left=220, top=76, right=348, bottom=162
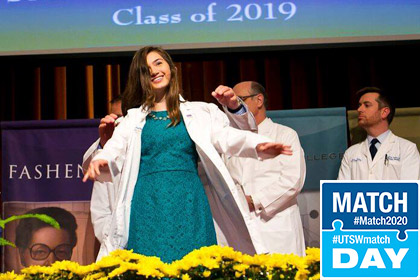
left=1, top=41, right=419, bottom=121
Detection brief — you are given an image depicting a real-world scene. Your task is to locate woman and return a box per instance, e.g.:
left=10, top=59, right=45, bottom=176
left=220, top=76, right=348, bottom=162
left=15, top=207, right=77, bottom=268
left=83, top=46, right=291, bottom=262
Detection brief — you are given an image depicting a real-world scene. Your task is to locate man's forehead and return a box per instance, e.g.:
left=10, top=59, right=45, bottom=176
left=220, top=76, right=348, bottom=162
left=359, top=92, right=380, bottom=102
left=233, top=82, right=252, bottom=95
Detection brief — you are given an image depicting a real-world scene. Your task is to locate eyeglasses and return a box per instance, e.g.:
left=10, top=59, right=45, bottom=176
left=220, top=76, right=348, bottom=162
left=237, top=93, right=259, bottom=101
left=29, top=243, right=73, bottom=261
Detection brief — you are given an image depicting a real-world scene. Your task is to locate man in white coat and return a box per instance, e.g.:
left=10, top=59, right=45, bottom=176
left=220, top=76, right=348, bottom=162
left=213, top=81, right=306, bottom=256
left=338, top=87, right=420, bottom=180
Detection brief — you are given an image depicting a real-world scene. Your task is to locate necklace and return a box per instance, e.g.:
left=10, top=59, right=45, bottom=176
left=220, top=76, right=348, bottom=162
left=148, top=112, right=169, bottom=121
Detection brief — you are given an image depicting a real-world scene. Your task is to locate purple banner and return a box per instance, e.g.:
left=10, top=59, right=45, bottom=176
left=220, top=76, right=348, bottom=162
left=1, top=119, right=99, bottom=202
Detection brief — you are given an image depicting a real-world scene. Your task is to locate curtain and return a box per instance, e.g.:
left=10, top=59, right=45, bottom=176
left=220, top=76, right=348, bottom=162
left=1, top=43, right=419, bottom=121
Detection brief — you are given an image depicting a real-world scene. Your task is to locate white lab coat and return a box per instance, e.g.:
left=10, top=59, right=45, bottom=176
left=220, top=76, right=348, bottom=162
left=84, top=139, right=119, bottom=243
left=338, top=131, right=420, bottom=180
left=224, top=118, right=306, bottom=256
left=83, top=101, right=276, bottom=260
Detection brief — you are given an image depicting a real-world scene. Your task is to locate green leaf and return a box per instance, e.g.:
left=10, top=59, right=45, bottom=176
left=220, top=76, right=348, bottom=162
left=0, top=214, right=60, bottom=229
left=0, top=237, right=16, bottom=247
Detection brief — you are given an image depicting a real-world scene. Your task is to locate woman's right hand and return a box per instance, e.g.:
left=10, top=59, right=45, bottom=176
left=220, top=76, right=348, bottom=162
left=82, top=159, right=109, bottom=182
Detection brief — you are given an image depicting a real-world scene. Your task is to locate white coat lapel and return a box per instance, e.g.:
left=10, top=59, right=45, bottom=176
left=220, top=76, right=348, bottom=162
left=180, top=102, right=206, bottom=148
left=127, top=105, right=148, bottom=130
left=180, top=102, right=195, bottom=137
left=138, top=106, right=149, bottom=124
left=361, top=139, right=373, bottom=168
left=180, top=102, right=193, bottom=128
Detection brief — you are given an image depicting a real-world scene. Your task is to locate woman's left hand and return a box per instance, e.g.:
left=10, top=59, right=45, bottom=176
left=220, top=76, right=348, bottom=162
left=256, top=143, right=293, bottom=156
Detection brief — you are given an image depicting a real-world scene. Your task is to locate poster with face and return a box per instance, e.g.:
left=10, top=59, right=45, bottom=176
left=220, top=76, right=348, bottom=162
left=1, top=120, right=100, bottom=272
left=3, top=202, right=98, bottom=272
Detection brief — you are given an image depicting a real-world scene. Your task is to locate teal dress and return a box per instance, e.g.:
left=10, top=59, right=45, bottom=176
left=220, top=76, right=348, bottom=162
left=127, top=111, right=217, bottom=263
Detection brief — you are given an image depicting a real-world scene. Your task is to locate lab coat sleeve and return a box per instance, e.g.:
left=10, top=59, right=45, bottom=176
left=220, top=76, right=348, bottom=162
left=401, top=142, right=420, bottom=180
left=207, top=104, right=274, bottom=159
left=82, top=138, right=101, bottom=173
left=90, top=181, right=113, bottom=242
left=337, top=150, right=351, bottom=180
left=251, top=129, right=306, bottom=216
left=83, top=138, right=114, bottom=241
left=222, top=101, right=258, bottom=132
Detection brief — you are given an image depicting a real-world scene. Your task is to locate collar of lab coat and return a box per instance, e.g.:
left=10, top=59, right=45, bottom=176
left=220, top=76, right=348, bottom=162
left=258, top=117, right=274, bottom=135
left=367, top=129, right=390, bottom=146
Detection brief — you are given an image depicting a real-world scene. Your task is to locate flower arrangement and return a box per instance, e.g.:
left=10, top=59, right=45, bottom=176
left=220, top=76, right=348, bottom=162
left=0, top=246, right=319, bottom=280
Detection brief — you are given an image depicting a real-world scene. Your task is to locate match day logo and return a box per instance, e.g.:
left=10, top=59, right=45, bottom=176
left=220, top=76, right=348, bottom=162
left=321, top=181, right=419, bottom=279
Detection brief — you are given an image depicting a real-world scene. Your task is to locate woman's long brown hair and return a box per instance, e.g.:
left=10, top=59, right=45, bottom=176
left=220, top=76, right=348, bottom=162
left=122, top=46, right=182, bottom=126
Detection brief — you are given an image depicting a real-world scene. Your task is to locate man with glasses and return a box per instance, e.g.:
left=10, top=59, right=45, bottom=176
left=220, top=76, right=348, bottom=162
left=213, top=81, right=306, bottom=256
left=338, top=87, right=420, bottom=180
left=15, top=207, right=77, bottom=268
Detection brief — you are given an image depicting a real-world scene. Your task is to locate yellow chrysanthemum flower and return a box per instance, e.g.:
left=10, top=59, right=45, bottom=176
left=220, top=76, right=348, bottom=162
left=109, top=249, right=142, bottom=261
left=88, top=271, right=106, bottom=280
left=233, top=263, right=249, bottom=273
left=3, top=245, right=320, bottom=280
left=305, top=247, right=320, bottom=265
left=21, top=265, right=56, bottom=275
left=51, top=260, right=80, bottom=272
left=234, top=271, right=243, bottom=278
left=0, top=271, right=24, bottom=280
left=76, top=263, right=100, bottom=275
left=181, top=274, right=191, bottom=280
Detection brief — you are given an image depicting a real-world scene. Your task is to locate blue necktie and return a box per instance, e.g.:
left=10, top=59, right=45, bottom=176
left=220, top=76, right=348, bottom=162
left=370, top=138, right=379, bottom=160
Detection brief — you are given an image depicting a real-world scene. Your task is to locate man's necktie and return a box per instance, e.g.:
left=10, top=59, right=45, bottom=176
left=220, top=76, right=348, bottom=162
left=370, top=138, right=379, bottom=160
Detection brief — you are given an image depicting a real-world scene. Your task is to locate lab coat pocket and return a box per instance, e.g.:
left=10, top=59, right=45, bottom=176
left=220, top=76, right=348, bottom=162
left=384, top=159, right=402, bottom=180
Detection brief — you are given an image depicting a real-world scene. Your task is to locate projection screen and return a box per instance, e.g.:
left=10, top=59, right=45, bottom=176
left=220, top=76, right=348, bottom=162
left=1, top=0, right=419, bottom=56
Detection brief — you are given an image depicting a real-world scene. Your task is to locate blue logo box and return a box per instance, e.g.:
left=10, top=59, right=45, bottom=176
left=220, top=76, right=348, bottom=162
left=320, top=181, right=419, bottom=279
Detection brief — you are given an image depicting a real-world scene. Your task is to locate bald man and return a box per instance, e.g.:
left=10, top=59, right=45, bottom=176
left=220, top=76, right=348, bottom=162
left=213, top=81, right=306, bottom=256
